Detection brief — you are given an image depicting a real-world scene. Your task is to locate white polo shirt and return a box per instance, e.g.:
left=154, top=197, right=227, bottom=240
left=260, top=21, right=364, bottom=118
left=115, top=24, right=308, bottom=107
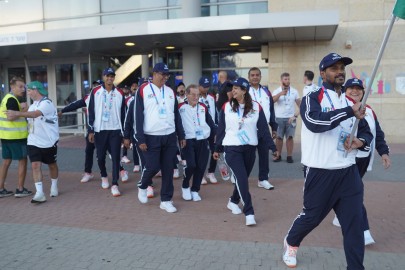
left=273, top=86, right=300, bottom=118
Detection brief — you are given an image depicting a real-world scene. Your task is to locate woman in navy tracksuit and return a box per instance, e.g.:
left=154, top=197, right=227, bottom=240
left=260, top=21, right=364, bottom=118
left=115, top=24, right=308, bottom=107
left=179, top=84, right=216, bottom=201
left=213, top=78, right=277, bottom=226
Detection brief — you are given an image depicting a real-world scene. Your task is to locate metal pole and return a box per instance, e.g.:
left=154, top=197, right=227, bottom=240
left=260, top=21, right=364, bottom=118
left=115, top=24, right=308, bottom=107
left=345, top=15, right=397, bottom=157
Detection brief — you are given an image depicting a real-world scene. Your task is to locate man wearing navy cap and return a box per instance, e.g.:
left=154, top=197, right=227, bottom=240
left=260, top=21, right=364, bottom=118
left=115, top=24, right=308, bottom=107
left=88, top=67, right=126, bottom=197
left=135, top=63, right=186, bottom=213
left=282, top=53, right=372, bottom=270
left=198, top=76, right=218, bottom=184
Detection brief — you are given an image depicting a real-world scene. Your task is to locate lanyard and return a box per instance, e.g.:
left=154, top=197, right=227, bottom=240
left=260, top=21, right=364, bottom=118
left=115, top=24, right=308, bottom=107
left=103, top=90, right=113, bottom=112
left=344, top=97, right=354, bottom=128
left=237, top=105, right=245, bottom=130
left=199, top=96, right=210, bottom=109
left=150, top=84, right=165, bottom=105
left=283, top=87, right=290, bottom=105
left=192, top=103, right=201, bottom=127
left=252, top=87, right=261, bottom=102
left=322, top=87, right=335, bottom=111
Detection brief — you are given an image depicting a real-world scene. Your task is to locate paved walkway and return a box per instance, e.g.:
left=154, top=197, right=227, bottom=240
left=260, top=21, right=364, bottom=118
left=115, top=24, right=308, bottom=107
left=0, top=135, right=404, bottom=269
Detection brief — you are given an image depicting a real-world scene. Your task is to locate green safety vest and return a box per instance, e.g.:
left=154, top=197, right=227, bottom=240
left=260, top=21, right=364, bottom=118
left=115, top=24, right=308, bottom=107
left=0, top=93, right=28, bottom=139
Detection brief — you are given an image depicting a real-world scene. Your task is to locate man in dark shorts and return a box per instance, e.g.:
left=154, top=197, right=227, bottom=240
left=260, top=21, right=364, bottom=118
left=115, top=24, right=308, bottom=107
left=0, top=77, right=32, bottom=198
left=6, top=81, right=59, bottom=203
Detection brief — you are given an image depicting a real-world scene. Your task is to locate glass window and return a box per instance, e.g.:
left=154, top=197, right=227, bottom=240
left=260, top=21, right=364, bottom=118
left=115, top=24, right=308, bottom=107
left=0, top=0, right=43, bottom=33
left=101, top=10, right=167, bottom=24
left=219, top=3, right=267, bottom=15
left=101, top=0, right=169, bottom=12
left=167, top=52, right=183, bottom=70
left=81, top=63, right=90, bottom=96
left=55, top=64, right=77, bottom=127
left=201, top=1, right=267, bottom=16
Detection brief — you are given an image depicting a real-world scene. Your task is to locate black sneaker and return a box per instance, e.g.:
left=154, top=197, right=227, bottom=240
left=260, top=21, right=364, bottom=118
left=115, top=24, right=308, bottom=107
left=0, top=189, right=14, bottom=198
left=15, top=188, right=33, bottom=198
left=287, top=156, right=294, bottom=163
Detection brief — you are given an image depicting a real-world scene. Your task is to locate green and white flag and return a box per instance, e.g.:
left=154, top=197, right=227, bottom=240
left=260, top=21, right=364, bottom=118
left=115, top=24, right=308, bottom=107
left=393, top=0, right=405, bottom=19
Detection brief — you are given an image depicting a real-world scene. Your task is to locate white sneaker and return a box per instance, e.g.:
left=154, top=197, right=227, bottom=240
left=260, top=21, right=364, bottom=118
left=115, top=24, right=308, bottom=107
left=258, top=180, right=274, bottom=190
left=121, top=156, right=131, bottom=164
left=138, top=188, right=148, bottom=204
left=160, top=201, right=177, bottom=213
left=111, top=185, right=121, bottom=197
left=364, top=230, right=376, bottom=246
left=101, top=177, right=109, bottom=189
left=282, top=236, right=298, bottom=268
left=201, top=178, right=208, bottom=185
left=191, top=191, right=201, bottom=202
left=227, top=199, right=242, bottom=215
left=31, top=192, right=46, bottom=203
left=245, top=215, right=256, bottom=226
left=173, top=169, right=180, bottom=179
left=80, top=173, right=94, bottom=183
left=332, top=215, right=341, bottom=227
left=120, top=170, right=129, bottom=183
left=206, top=173, right=218, bottom=184
left=133, top=165, right=140, bottom=173
left=182, top=187, right=192, bottom=201
left=146, top=186, right=154, bottom=198
left=50, top=185, right=58, bottom=197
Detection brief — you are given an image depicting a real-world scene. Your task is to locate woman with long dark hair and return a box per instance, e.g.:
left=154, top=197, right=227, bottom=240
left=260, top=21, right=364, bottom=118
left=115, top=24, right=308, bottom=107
left=213, top=77, right=277, bottom=226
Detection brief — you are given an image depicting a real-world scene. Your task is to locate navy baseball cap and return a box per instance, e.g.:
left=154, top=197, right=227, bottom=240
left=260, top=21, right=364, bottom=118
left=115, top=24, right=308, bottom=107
left=319, top=53, right=353, bottom=71
left=199, top=76, right=211, bottom=88
left=230, top=77, right=249, bottom=90
left=153, top=63, right=169, bottom=74
left=344, top=78, right=364, bottom=89
left=102, top=67, right=116, bottom=76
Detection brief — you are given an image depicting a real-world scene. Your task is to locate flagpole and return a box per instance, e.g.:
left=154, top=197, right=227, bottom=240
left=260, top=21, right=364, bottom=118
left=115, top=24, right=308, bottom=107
left=345, top=14, right=397, bottom=157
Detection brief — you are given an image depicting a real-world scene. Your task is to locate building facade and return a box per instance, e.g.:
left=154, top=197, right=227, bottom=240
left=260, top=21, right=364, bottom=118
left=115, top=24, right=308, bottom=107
left=0, top=0, right=403, bottom=142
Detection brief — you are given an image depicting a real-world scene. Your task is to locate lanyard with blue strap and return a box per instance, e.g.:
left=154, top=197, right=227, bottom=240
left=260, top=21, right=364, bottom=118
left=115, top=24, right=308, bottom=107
left=283, top=87, right=290, bottom=105
left=237, top=106, right=245, bottom=130
left=103, top=89, right=114, bottom=112
left=150, top=84, right=165, bottom=105
left=322, top=86, right=336, bottom=111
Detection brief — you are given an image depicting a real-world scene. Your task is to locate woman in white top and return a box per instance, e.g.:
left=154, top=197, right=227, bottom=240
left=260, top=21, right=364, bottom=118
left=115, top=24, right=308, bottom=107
left=213, top=77, right=277, bottom=226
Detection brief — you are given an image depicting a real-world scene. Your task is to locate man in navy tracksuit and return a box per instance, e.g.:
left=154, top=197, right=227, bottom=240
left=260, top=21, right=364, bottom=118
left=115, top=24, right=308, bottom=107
left=248, top=67, right=278, bottom=190
left=179, top=84, right=216, bottom=201
left=135, top=63, right=186, bottom=213
left=282, top=53, right=372, bottom=270
left=88, top=67, right=126, bottom=197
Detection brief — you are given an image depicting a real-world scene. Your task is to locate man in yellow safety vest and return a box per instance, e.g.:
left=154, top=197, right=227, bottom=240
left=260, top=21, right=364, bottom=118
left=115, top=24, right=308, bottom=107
left=0, top=77, right=32, bottom=198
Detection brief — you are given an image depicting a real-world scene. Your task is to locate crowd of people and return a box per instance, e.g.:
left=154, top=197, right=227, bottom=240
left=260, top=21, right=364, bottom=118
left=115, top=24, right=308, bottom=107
left=0, top=52, right=392, bottom=270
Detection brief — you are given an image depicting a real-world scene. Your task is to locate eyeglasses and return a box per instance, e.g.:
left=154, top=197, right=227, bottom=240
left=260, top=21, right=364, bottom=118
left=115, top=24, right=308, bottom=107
left=158, top=72, right=170, bottom=78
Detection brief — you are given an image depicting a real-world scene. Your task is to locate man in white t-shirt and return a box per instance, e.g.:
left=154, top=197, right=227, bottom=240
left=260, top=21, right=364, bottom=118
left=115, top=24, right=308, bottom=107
left=302, top=70, right=319, bottom=96
left=6, top=81, right=59, bottom=204
left=272, top=73, right=301, bottom=163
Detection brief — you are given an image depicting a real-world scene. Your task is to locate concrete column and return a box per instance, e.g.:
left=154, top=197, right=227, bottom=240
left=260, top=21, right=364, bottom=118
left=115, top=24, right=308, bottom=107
left=141, top=55, right=149, bottom=78
left=182, top=0, right=200, bottom=18
left=182, top=47, right=201, bottom=86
